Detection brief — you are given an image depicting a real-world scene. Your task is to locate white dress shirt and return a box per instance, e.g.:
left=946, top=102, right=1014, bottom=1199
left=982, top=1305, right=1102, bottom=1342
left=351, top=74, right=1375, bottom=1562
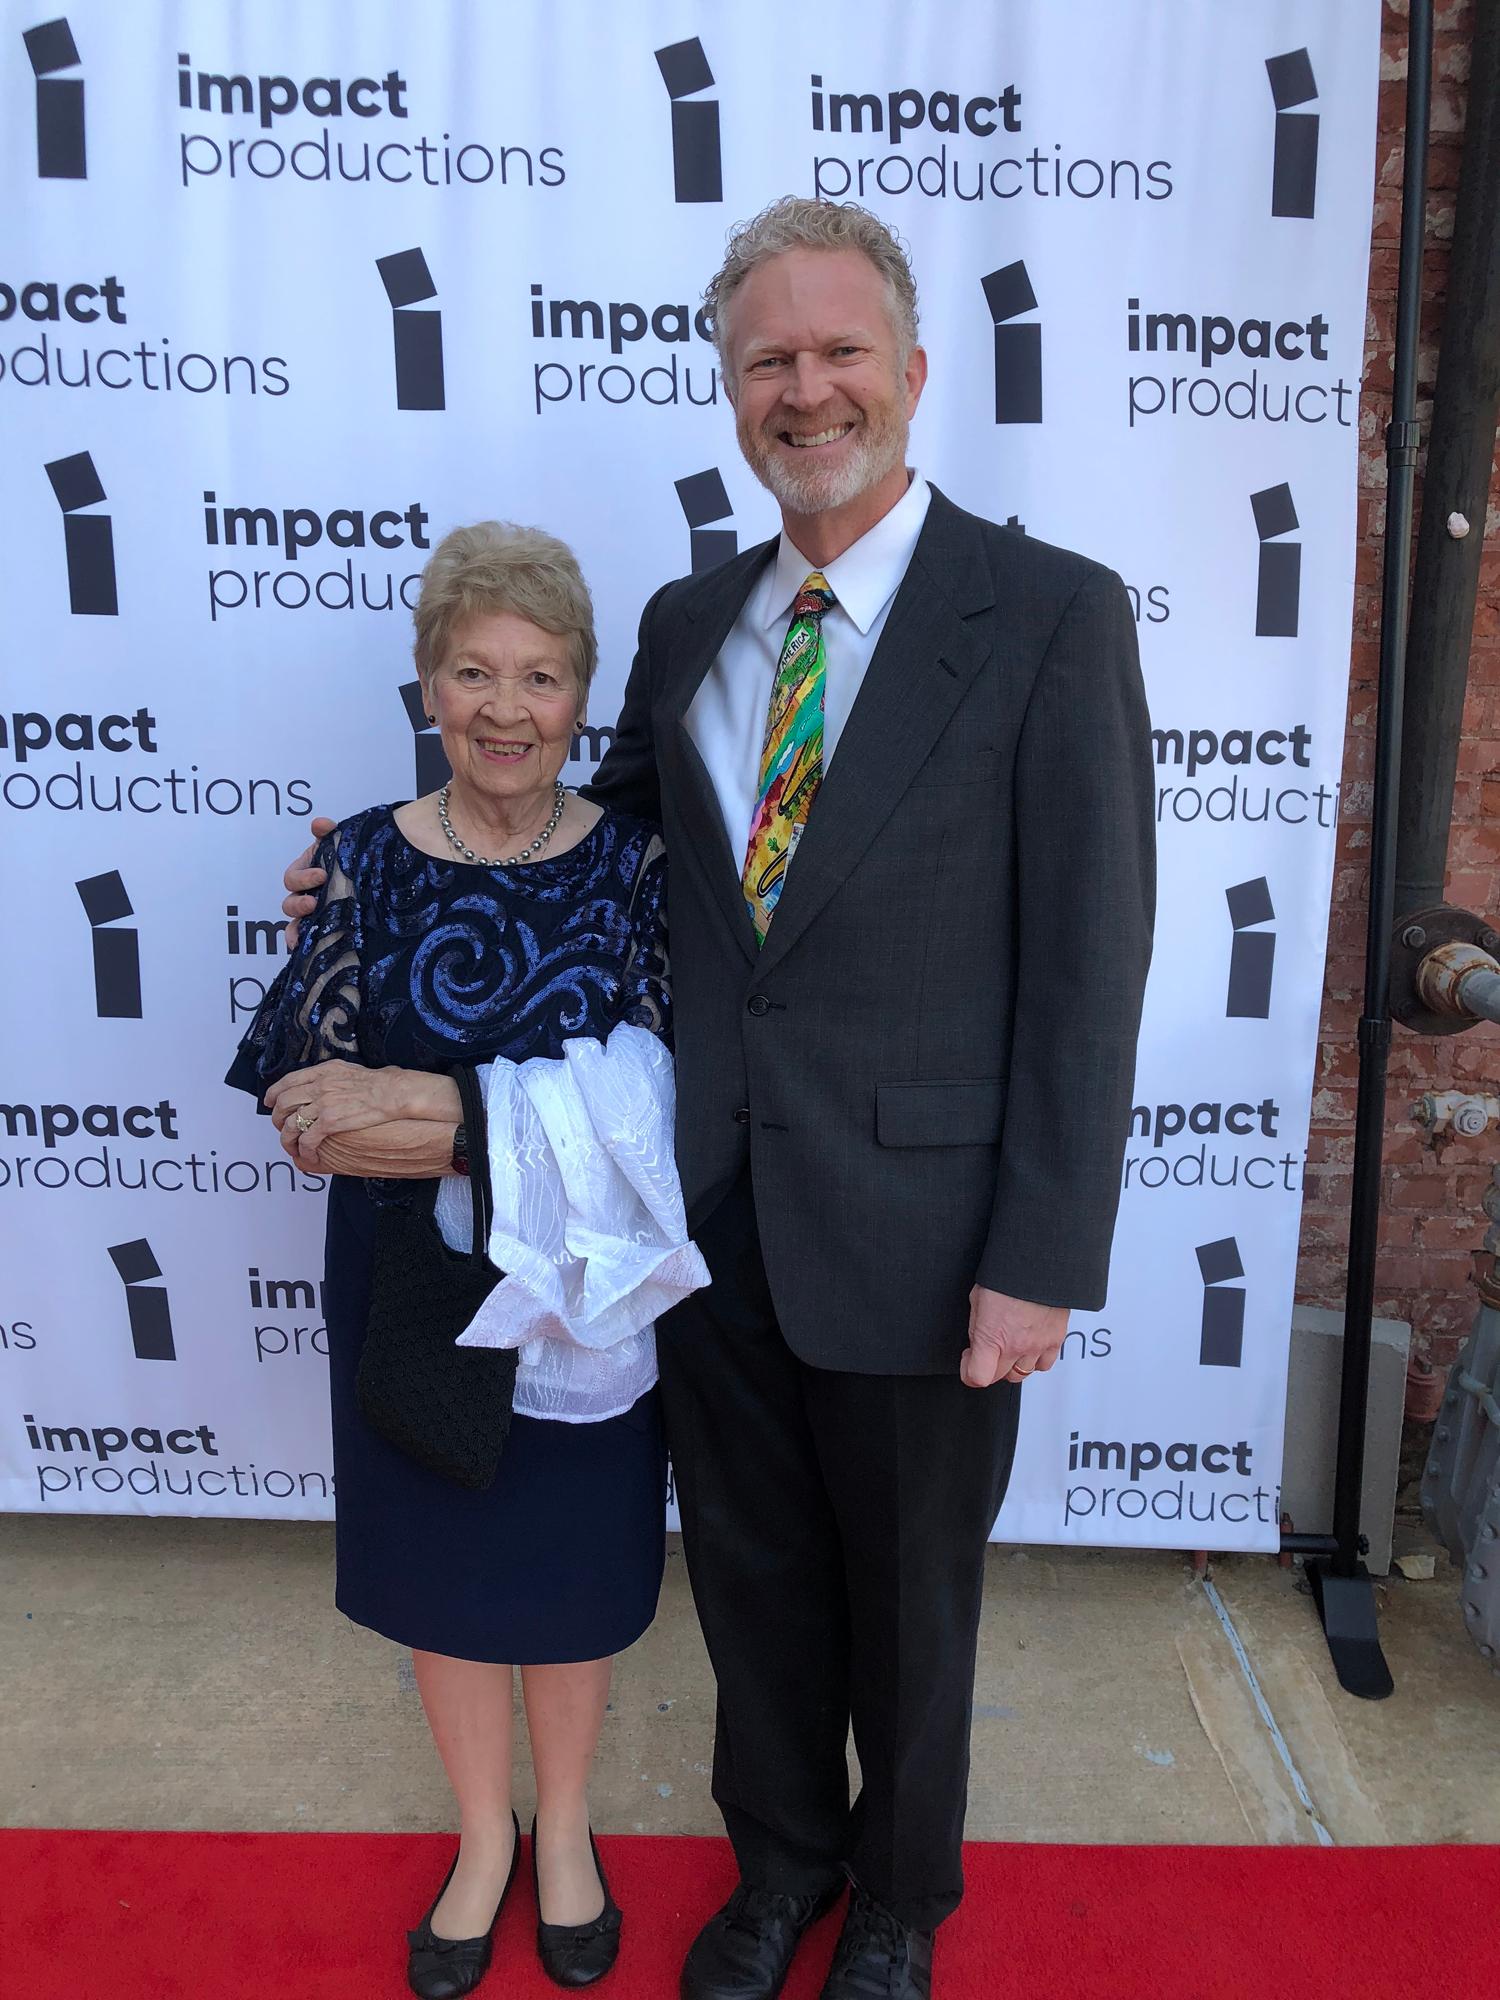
left=685, top=472, right=932, bottom=862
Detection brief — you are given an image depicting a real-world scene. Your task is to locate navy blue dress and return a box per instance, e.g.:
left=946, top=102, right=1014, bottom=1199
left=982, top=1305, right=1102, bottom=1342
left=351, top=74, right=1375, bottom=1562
left=227, top=803, right=670, bottom=1664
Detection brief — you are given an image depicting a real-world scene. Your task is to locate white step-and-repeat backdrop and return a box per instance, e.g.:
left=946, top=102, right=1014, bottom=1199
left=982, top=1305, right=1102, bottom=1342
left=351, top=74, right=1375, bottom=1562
left=2, top=2, right=1379, bottom=1546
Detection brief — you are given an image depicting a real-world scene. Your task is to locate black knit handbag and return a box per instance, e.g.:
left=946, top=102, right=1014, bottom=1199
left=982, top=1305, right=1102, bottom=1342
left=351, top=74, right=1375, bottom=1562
left=355, top=1064, right=517, bottom=1491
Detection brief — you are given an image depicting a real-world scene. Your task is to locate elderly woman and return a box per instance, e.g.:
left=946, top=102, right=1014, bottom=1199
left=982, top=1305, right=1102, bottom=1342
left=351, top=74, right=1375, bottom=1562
left=228, top=523, right=682, bottom=1997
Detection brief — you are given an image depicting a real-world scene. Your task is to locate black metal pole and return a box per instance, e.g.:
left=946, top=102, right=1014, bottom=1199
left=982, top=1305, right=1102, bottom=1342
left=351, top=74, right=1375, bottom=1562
left=1305, top=0, right=1432, bottom=1702
left=1280, top=1532, right=1338, bottom=1558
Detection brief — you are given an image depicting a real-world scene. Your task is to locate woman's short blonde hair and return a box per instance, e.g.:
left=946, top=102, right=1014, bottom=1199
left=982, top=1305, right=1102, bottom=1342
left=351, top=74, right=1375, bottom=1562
left=413, top=521, right=598, bottom=696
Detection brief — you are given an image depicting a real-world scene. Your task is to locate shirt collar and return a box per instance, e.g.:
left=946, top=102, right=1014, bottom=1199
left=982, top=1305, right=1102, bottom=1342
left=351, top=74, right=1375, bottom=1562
left=761, top=471, right=932, bottom=637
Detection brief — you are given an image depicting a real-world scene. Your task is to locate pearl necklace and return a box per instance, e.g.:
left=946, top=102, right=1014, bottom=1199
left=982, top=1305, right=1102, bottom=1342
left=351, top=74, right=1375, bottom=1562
left=437, top=779, right=567, bottom=865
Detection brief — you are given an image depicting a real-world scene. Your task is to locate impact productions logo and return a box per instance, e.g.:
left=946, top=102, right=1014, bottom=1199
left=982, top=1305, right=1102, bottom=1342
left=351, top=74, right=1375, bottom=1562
left=23, top=17, right=84, bottom=178
left=376, top=248, right=444, bottom=410
left=1121, top=1092, right=1298, bottom=1199
left=1196, top=1237, right=1245, bottom=1368
left=400, top=679, right=451, bottom=793
left=655, top=39, right=721, bottom=203
left=76, top=870, right=141, bottom=1017
left=675, top=469, right=736, bottom=572
left=1251, top=482, right=1300, bottom=636
left=108, top=1238, right=176, bottom=1361
left=980, top=261, right=1041, bottom=424
left=175, top=50, right=563, bottom=195
left=1266, top=49, right=1318, bottom=219
left=1226, top=877, right=1276, bottom=1020
left=1150, top=721, right=1334, bottom=834
left=45, top=451, right=116, bottom=614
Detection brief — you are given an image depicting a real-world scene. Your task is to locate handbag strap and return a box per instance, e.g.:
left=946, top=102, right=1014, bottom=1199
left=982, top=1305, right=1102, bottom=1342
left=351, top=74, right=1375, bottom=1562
left=451, top=1061, right=494, bottom=1260
left=398, top=1062, right=492, bottom=1262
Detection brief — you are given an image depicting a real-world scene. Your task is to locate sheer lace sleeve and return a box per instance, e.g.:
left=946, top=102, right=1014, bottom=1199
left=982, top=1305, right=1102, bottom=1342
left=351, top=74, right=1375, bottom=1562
left=225, top=824, right=362, bottom=1099
left=616, top=834, right=670, bottom=1044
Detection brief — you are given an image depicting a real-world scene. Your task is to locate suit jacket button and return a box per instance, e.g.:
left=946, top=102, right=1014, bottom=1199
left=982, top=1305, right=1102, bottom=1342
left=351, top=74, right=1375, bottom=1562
left=747, top=994, right=771, bottom=1017
left=733, top=1106, right=751, bottom=1124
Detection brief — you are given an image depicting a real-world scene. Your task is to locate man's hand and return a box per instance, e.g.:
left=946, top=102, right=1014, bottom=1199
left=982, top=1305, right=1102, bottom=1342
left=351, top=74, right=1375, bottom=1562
left=264, top=1062, right=460, bottom=1165
left=282, top=814, right=337, bottom=947
left=961, top=1285, right=1069, bottom=1388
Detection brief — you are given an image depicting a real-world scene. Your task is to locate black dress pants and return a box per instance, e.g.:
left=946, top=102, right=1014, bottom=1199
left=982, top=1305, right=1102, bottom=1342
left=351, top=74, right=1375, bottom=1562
left=657, top=1171, right=1021, bottom=1933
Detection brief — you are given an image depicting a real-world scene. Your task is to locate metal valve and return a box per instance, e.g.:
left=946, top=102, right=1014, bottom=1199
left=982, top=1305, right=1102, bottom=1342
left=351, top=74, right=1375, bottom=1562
left=1413, top=1091, right=1500, bottom=1139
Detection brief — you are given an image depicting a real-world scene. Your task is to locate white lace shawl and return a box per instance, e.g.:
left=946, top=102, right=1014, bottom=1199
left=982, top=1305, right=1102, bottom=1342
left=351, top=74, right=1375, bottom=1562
left=433, top=1023, right=709, bottom=1423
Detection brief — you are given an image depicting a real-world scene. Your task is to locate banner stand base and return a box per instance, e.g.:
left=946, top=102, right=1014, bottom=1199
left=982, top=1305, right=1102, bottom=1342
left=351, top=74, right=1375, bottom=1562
left=1306, top=1561, right=1395, bottom=1701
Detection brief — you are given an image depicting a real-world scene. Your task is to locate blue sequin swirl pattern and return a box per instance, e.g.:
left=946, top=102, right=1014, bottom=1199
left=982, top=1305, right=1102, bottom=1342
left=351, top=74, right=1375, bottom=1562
left=229, top=804, right=671, bottom=1186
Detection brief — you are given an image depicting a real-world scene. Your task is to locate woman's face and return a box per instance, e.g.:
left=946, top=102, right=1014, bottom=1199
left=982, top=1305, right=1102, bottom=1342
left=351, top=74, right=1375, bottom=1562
left=429, top=610, right=581, bottom=808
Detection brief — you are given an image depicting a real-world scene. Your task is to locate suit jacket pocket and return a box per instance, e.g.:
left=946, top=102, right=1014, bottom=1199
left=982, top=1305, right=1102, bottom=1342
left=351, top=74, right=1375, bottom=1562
left=876, top=1079, right=1006, bottom=1147
left=909, top=750, right=1003, bottom=790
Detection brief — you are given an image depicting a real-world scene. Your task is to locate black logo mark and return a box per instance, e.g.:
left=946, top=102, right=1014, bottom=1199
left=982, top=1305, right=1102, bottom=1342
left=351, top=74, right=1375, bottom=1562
left=1226, top=877, right=1275, bottom=1020
left=377, top=249, right=444, bottom=411
left=108, top=1239, right=175, bottom=1361
left=45, top=451, right=117, bottom=615
left=1196, top=1238, right=1245, bottom=1368
left=675, top=469, right=737, bottom=572
left=76, top=871, right=141, bottom=1018
left=24, top=17, right=84, bottom=179
left=655, top=40, right=722, bottom=203
left=1266, top=49, right=1318, bottom=220
left=399, top=680, right=451, bottom=794
left=1251, top=482, right=1300, bottom=637
left=981, top=261, right=1041, bottom=424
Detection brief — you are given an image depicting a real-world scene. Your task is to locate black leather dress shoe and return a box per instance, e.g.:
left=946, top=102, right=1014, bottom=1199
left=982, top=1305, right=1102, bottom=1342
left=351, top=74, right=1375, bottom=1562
left=819, top=1885, right=932, bottom=1999
left=406, top=1811, right=521, bottom=1999
left=531, top=1815, right=622, bottom=1988
left=681, top=1880, right=843, bottom=2000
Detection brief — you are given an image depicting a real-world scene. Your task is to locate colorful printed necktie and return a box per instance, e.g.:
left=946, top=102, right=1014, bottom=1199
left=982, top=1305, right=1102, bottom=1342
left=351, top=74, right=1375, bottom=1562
left=742, top=571, right=834, bottom=944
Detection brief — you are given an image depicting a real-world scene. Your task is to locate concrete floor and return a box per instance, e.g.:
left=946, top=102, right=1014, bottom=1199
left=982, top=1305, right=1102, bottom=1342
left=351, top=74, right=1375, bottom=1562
left=4, top=1515, right=1498, bottom=1846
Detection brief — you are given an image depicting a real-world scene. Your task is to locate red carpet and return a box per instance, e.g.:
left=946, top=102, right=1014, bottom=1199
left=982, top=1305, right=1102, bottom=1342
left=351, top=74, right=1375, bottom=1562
left=4, top=1829, right=1497, bottom=1999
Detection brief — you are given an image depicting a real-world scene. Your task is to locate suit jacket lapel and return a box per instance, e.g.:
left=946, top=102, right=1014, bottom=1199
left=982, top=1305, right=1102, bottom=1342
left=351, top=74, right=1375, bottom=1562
left=754, top=489, right=996, bottom=979
left=658, top=537, right=777, bottom=966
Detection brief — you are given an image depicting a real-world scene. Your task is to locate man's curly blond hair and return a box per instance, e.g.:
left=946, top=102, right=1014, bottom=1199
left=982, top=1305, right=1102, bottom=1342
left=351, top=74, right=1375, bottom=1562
left=704, top=196, right=920, bottom=372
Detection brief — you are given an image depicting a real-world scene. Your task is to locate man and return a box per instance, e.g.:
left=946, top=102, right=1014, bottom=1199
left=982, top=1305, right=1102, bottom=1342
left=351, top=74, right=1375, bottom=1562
left=285, top=199, right=1154, bottom=1999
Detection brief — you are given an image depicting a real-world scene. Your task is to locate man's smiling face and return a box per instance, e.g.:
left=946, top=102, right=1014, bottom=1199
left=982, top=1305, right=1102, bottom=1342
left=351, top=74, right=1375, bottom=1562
left=724, top=247, right=926, bottom=517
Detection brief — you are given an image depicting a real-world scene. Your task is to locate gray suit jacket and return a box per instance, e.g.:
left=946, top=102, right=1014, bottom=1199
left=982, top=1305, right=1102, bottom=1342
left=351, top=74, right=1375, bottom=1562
left=589, top=486, right=1155, bottom=1373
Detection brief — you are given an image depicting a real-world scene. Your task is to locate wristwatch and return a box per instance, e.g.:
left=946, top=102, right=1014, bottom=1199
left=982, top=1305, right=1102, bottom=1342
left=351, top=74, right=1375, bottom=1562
left=451, top=1122, right=470, bottom=1176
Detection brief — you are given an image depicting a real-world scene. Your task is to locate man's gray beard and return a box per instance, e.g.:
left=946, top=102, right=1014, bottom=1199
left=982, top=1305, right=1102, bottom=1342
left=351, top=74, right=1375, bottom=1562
left=742, top=413, right=908, bottom=516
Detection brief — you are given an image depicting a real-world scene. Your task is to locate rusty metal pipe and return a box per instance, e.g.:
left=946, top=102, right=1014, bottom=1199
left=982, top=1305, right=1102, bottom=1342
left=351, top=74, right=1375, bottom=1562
left=1415, top=942, right=1500, bottom=1024
left=1394, top=2, right=1500, bottom=916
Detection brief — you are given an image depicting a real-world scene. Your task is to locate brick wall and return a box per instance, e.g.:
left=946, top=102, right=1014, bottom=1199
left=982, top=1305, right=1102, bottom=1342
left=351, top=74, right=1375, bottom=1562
left=1296, top=0, right=1500, bottom=1404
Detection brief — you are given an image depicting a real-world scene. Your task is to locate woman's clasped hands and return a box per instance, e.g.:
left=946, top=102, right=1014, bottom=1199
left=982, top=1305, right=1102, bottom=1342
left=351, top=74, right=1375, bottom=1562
left=264, top=1061, right=455, bottom=1166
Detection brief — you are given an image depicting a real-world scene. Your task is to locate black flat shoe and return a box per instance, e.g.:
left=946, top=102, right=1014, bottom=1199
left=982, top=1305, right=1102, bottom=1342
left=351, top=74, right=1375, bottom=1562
left=407, top=1810, right=521, bottom=2000
left=531, top=1814, right=623, bottom=1988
